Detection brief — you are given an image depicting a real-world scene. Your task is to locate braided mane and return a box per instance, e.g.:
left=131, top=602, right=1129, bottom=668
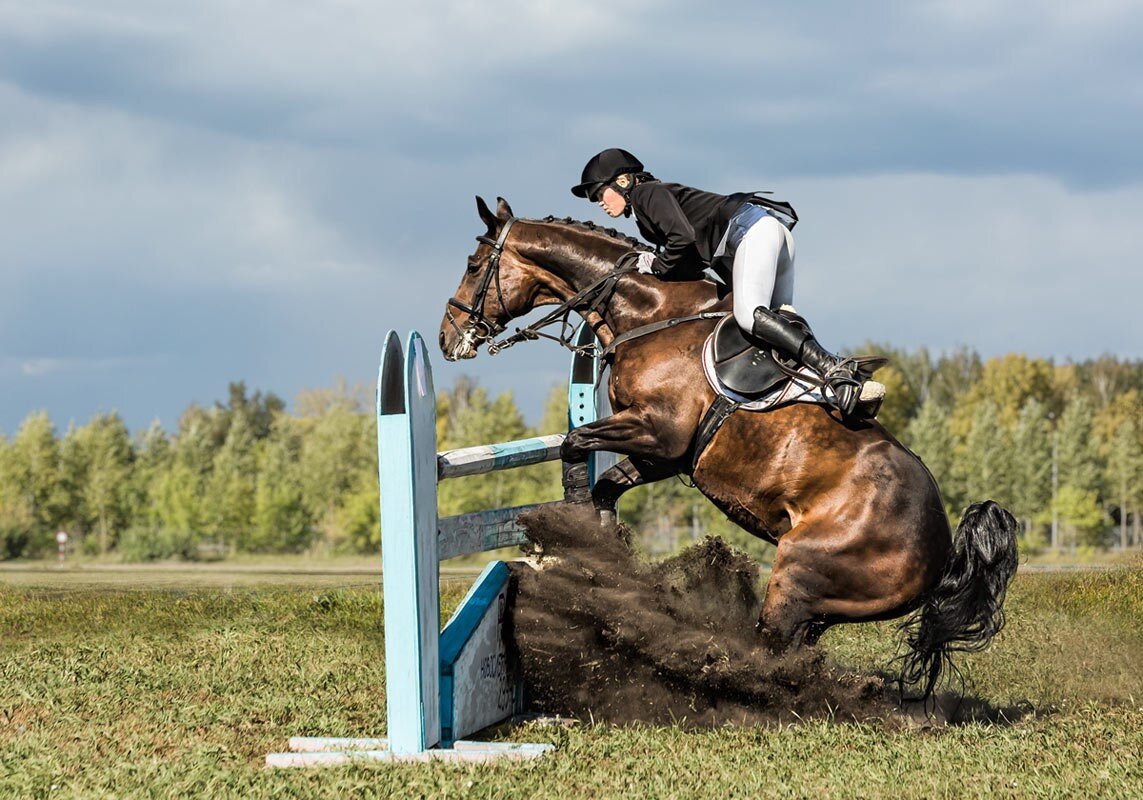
left=533, top=216, right=651, bottom=252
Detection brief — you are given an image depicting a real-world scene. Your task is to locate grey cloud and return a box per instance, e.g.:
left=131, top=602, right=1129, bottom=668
left=2, top=1, right=1142, bottom=433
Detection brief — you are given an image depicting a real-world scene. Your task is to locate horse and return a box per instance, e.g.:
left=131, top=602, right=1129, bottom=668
left=439, top=196, right=1018, bottom=698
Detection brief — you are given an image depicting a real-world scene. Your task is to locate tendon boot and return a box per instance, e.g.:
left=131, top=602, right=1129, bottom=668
left=561, top=461, right=591, bottom=504
left=750, top=306, right=863, bottom=417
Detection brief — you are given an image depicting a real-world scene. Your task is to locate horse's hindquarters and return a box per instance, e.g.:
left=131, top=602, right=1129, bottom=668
left=692, top=406, right=952, bottom=643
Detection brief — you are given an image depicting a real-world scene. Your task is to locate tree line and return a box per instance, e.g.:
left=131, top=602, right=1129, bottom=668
left=1, top=350, right=1140, bottom=561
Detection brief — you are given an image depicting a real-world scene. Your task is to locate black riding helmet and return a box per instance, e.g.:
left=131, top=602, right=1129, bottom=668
left=570, top=148, right=644, bottom=201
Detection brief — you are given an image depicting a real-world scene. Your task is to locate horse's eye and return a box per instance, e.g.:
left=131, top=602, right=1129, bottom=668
left=467, top=257, right=482, bottom=274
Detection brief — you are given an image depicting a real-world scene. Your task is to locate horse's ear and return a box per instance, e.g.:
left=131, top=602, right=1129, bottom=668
left=476, top=196, right=498, bottom=232
left=496, top=197, right=514, bottom=220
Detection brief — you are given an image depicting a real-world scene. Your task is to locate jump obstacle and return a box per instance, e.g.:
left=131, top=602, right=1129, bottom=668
left=266, top=326, right=610, bottom=766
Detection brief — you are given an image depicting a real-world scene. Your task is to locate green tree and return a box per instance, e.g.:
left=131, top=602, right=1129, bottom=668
left=1, top=412, right=64, bottom=555
left=927, top=347, right=983, bottom=412
left=130, top=421, right=173, bottom=528
left=1057, top=395, right=1101, bottom=496
left=905, top=397, right=958, bottom=513
left=1077, top=355, right=1139, bottom=409
left=150, top=406, right=218, bottom=548
left=296, top=383, right=375, bottom=551
left=957, top=401, right=1013, bottom=511
left=333, top=470, right=380, bottom=554
left=438, top=380, right=531, bottom=517
left=56, top=422, right=93, bottom=541
left=1052, top=486, right=1105, bottom=550
left=0, top=434, right=36, bottom=558
left=951, top=354, right=1055, bottom=439
left=1009, top=398, right=1052, bottom=543
left=214, top=381, right=286, bottom=442
left=251, top=419, right=312, bottom=553
left=204, top=412, right=257, bottom=550
left=1096, top=391, right=1143, bottom=548
left=1055, top=395, right=1107, bottom=546
left=80, top=413, right=134, bottom=554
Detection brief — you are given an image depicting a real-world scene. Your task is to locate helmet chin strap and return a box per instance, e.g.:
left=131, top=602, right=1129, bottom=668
left=610, top=174, right=635, bottom=217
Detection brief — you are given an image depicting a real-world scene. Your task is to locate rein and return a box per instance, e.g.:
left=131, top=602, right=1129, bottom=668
left=452, top=216, right=728, bottom=366
left=599, top=311, right=730, bottom=359
left=487, top=256, right=640, bottom=356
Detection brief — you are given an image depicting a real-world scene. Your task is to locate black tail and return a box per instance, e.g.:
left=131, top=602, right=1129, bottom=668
left=898, top=500, right=1019, bottom=701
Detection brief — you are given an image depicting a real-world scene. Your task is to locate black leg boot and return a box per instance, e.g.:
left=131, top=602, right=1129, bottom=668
left=751, top=306, right=863, bottom=417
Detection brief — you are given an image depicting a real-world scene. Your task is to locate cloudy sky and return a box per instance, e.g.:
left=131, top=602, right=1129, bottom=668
left=1, top=1, right=1140, bottom=434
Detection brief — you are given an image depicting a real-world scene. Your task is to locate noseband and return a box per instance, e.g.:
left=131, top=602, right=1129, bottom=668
left=445, top=217, right=516, bottom=342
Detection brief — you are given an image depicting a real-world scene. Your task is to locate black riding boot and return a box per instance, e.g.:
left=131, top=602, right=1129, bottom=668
left=751, top=306, right=862, bottom=416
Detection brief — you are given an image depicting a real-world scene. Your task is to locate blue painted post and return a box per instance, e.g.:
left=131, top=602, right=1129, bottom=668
left=568, top=324, right=616, bottom=484
left=378, top=331, right=441, bottom=754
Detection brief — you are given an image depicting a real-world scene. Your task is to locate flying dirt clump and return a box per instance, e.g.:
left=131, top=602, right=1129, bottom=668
left=507, top=503, right=892, bottom=727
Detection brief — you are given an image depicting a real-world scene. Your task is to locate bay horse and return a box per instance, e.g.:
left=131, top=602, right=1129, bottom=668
left=439, top=196, right=1018, bottom=698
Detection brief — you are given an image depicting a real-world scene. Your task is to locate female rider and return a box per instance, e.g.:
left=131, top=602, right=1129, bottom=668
left=571, top=147, right=868, bottom=417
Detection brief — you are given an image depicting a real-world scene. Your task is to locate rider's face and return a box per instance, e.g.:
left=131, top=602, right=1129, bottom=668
left=598, top=186, right=627, bottom=218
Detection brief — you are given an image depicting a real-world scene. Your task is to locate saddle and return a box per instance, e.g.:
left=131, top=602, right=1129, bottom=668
left=693, top=313, right=890, bottom=472
left=710, top=314, right=791, bottom=396
left=709, top=312, right=889, bottom=402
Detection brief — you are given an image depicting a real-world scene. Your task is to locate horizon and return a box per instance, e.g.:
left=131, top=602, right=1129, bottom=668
left=3, top=344, right=1138, bottom=438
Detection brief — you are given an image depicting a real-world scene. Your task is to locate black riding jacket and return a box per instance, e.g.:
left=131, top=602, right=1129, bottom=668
left=628, top=181, right=755, bottom=277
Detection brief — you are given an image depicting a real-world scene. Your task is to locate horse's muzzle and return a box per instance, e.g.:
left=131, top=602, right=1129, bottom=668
left=439, top=327, right=479, bottom=361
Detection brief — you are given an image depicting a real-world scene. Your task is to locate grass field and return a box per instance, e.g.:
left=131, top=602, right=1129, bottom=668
left=2, top=562, right=1141, bottom=799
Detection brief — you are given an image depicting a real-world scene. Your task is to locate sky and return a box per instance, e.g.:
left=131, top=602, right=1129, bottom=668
left=1, top=1, right=1141, bottom=435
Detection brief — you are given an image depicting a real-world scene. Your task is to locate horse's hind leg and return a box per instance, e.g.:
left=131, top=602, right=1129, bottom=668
left=757, top=545, right=824, bottom=652
left=759, top=522, right=861, bottom=652
left=757, top=520, right=930, bottom=652
left=592, top=457, right=677, bottom=513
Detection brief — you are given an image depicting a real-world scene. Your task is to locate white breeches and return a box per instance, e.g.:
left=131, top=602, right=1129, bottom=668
left=731, top=215, right=795, bottom=331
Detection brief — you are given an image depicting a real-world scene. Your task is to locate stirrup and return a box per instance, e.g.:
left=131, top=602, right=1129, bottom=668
left=857, top=381, right=886, bottom=418
left=817, top=361, right=865, bottom=417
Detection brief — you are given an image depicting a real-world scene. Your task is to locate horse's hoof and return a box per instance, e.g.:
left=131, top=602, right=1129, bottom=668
left=561, top=462, right=590, bottom=502
left=598, top=508, right=616, bottom=528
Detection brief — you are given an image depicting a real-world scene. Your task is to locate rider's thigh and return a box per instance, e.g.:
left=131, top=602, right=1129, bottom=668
left=732, top=216, right=795, bottom=329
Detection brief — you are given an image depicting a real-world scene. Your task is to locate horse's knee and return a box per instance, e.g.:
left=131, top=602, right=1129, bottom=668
left=560, top=428, right=590, bottom=463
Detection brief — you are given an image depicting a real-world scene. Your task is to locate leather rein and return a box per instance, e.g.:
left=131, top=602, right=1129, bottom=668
left=447, top=215, right=729, bottom=362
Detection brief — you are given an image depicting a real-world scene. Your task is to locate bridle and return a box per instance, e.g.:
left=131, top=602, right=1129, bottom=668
left=445, top=216, right=643, bottom=358
left=444, top=217, right=517, bottom=350
left=448, top=216, right=724, bottom=365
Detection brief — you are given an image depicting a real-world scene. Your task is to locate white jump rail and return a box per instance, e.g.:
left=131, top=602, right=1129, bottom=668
left=267, top=326, right=609, bottom=767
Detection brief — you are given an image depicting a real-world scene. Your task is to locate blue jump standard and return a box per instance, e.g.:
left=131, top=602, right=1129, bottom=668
left=265, top=327, right=610, bottom=767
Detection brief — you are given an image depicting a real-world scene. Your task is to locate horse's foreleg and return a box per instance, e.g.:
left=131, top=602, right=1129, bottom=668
left=560, top=407, right=684, bottom=506
left=561, top=407, right=688, bottom=463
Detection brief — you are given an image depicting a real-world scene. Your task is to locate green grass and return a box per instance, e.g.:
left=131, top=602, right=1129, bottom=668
left=2, top=567, right=1141, bottom=799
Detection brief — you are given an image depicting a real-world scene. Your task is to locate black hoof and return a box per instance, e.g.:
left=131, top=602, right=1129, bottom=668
left=561, top=461, right=590, bottom=502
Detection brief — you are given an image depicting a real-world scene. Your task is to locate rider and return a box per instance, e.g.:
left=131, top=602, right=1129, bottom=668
left=571, top=147, right=870, bottom=416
